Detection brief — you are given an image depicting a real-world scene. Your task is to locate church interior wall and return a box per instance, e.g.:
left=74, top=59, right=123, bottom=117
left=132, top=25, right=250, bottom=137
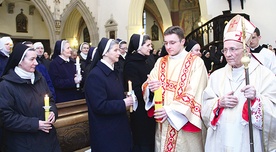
left=203, top=0, right=275, bottom=47
left=32, top=9, right=49, bottom=39
left=1, top=0, right=275, bottom=50
left=146, top=13, right=163, bottom=51
left=97, top=0, right=130, bottom=42
left=0, top=1, right=49, bottom=39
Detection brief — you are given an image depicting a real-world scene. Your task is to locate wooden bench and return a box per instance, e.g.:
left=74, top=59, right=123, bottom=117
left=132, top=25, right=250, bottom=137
left=54, top=99, right=90, bottom=152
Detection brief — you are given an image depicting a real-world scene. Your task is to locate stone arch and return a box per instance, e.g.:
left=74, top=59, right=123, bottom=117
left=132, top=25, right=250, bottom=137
left=127, top=0, right=172, bottom=40
left=30, top=0, right=56, bottom=51
left=60, top=0, right=99, bottom=46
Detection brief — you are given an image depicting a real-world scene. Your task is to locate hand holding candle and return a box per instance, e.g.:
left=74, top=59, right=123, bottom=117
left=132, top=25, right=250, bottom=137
left=128, top=80, right=133, bottom=112
left=44, top=94, right=50, bottom=121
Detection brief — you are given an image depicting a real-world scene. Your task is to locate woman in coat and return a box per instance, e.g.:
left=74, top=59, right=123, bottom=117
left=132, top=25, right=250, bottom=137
left=85, top=38, right=133, bottom=152
left=49, top=40, right=84, bottom=103
left=124, top=34, right=156, bottom=152
left=0, top=43, right=60, bottom=152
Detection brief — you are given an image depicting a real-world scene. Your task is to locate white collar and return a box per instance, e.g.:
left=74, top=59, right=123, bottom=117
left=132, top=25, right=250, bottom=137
left=101, top=59, right=114, bottom=70
left=80, top=52, right=87, bottom=60
left=121, top=53, right=126, bottom=59
left=169, top=48, right=187, bottom=59
left=59, top=55, right=70, bottom=62
left=0, top=49, right=10, bottom=57
left=14, top=66, right=35, bottom=84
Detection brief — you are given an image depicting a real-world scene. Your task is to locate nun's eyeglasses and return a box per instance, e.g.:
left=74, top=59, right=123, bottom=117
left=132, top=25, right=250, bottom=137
left=120, top=47, right=128, bottom=50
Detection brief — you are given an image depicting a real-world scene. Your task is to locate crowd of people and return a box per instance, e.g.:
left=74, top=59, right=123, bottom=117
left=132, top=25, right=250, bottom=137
left=0, top=14, right=275, bottom=152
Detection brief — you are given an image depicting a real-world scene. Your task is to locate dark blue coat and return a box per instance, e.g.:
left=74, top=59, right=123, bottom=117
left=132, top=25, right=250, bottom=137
left=85, top=61, right=132, bottom=152
left=0, top=52, right=9, bottom=148
left=0, top=70, right=60, bottom=152
left=0, top=51, right=9, bottom=76
left=37, top=56, right=51, bottom=71
left=36, top=62, right=56, bottom=100
left=48, top=56, right=84, bottom=103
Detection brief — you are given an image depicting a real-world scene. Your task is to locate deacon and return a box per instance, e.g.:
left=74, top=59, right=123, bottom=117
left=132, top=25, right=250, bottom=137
left=142, top=26, right=208, bottom=152
left=201, top=15, right=276, bottom=152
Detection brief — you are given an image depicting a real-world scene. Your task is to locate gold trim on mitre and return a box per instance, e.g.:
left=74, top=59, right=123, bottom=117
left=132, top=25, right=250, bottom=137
left=223, top=15, right=256, bottom=45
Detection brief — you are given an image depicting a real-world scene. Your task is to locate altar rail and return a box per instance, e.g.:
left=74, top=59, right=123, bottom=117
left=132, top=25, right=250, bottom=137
left=54, top=99, right=90, bottom=152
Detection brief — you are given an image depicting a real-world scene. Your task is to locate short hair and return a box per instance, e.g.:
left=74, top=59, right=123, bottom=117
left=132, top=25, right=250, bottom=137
left=142, top=34, right=151, bottom=46
left=262, top=44, right=268, bottom=48
left=254, top=27, right=260, bottom=36
left=164, top=26, right=185, bottom=40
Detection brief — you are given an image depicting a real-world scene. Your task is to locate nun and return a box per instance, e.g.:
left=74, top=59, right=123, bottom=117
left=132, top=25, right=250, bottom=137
left=82, top=46, right=97, bottom=88
left=0, top=43, right=60, bottom=152
left=124, top=34, right=156, bottom=152
left=85, top=38, right=133, bottom=152
left=185, top=39, right=202, bottom=57
left=0, top=36, right=13, bottom=76
left=48, top=40, right=84, bottom=103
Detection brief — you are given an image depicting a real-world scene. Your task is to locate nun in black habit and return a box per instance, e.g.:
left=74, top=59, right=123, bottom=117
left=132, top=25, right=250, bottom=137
left=124, top=34, right=156, bottom=152
left=0, top=43, right=60, bottom=152
left=85, top=38, right=133, bottom=152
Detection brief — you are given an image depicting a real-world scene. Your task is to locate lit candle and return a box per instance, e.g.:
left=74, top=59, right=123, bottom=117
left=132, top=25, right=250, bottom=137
left=44, top=94, right=49, bottom=107
left=128, top=80, right=133, bottom=112
left=44, top=94, right=50, bottom=121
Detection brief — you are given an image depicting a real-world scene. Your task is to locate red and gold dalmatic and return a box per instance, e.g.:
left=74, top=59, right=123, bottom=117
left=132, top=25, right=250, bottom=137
left=143, top=50, right=208, bottom=152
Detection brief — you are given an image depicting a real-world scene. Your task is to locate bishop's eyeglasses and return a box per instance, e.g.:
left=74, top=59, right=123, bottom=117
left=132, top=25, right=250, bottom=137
left=221, top=47, right=243, bottom=54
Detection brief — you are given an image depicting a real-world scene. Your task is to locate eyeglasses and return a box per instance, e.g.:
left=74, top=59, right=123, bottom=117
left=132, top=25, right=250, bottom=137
left=120, top=47, right=128, bottom=50
left=221, top=47, right=243, bottom=54
left=163, top=40, right=180, bottom=46
left=36, top=47, right=44, bottom=50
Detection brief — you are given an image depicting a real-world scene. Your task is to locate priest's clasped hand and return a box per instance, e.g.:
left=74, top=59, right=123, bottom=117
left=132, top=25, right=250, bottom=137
left=241, top=85, right=256, bottom=100
left=219, top=91, right=238, bottom=108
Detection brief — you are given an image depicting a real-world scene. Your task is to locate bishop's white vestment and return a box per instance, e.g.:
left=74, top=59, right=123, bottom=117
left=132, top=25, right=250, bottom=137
left=202, top=58, right=276, bottom=152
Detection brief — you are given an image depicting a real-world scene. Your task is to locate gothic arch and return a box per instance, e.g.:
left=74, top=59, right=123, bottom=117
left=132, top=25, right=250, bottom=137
left=30, top=0, right=56, bottom=51
left=60, top=0, right=99, bottom=46
left=127, top=0, right=172, bottom=40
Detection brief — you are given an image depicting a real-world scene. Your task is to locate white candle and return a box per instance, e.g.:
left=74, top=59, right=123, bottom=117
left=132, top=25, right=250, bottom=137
left=76, top=56, right=81, bottom=88
left=128, top=80, right=133, bottom=112
left=76, top=56, right=80, bottom=65
left=128, top=80, right=132, bottom=92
